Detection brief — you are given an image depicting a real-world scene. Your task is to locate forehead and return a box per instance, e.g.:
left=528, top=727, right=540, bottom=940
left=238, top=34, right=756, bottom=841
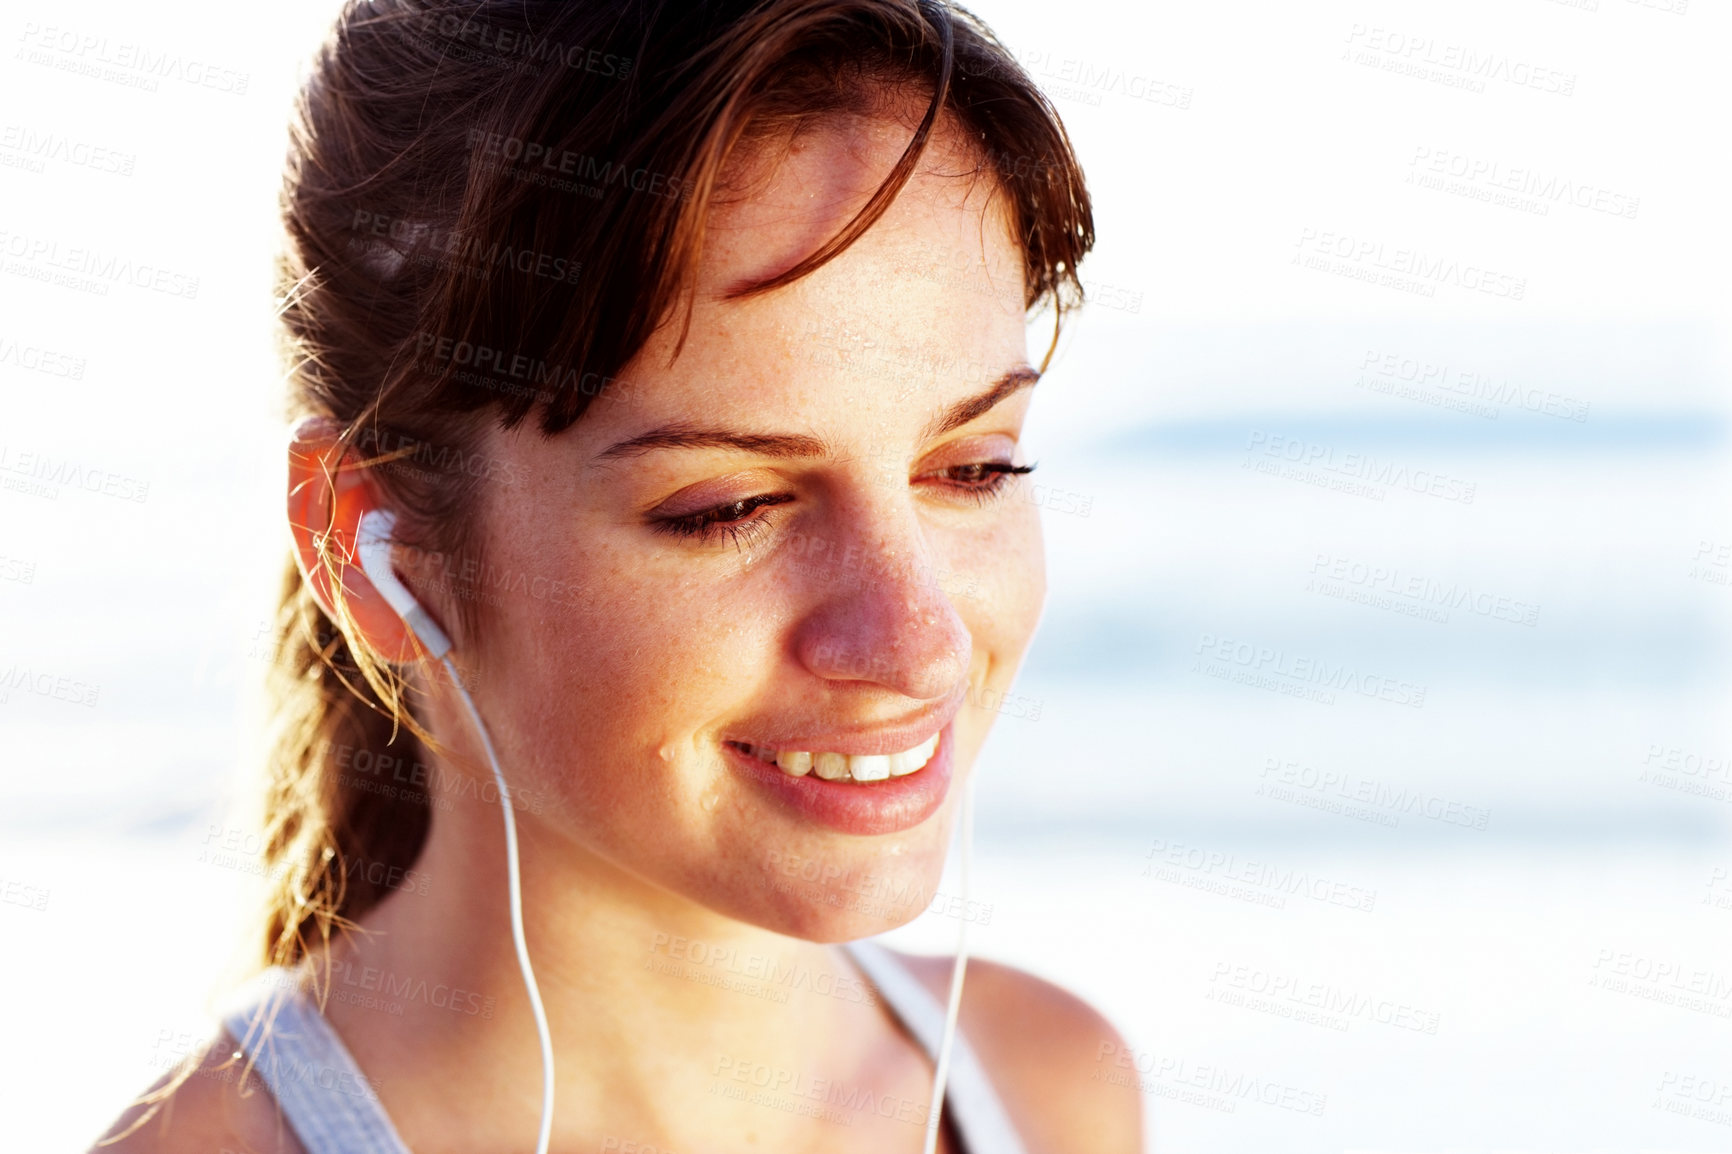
left=701, top=110, right=1025, bottom=303
left=619, top=114, right=1029, bottom=423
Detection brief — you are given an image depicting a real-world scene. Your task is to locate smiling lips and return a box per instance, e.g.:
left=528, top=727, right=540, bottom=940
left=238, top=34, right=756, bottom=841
left=733, top=733, right=941, bottom=783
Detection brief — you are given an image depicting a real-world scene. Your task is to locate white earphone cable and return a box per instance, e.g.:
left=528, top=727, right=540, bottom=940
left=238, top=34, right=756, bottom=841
left=922, top=770, right=975, bottom=1154
left=376, top=508, right=969, bottom=1154
left=442, top=655, right=556, bottom=1154
left=355, top=510, right=551, bottom=1153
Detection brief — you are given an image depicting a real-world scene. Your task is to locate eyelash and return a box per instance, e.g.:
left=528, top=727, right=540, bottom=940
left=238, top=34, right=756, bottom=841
left=652, top=462, right=1036, bottom=548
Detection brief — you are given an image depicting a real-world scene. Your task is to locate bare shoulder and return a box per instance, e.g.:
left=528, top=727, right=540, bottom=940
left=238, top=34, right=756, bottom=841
left=89, top=1029, right=306, bottom=1154
left=894, top=950, right=1144, bottom=1154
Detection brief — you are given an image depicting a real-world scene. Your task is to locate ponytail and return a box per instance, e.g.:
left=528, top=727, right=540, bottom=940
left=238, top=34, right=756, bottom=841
left=257, top=557, right=431, bottom=969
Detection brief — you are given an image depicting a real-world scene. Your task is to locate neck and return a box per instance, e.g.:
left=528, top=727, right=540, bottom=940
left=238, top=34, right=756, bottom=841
left=313, top=783, right=908, bottom=1151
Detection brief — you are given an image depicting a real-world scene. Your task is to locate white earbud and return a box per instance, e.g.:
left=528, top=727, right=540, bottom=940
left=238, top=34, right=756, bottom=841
left=349, top=505, right=555, bottom=1154
left=348, top=505, right=971, bottom=1154
left=355, top=509, right=454, bottom=659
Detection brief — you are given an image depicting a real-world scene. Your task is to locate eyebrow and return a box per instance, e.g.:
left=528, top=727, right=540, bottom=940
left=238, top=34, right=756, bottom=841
left=592, top=365, right=1041, bottom=462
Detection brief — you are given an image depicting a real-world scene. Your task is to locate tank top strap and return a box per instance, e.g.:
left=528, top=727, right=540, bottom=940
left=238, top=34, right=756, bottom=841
left=218, top=948, right=1026, bottom=1154
left=843, top=940, right=1029, bottom=1154
left=219, top=967, right=414, bottom=1154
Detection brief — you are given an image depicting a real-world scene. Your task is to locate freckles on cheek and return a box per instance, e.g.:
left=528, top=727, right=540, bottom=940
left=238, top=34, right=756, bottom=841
left=506, top=547, right=784, bottom=753
left=952, top=511, right=1045, bottom=658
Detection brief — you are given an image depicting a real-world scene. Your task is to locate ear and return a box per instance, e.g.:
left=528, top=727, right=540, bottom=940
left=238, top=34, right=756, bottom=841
left=286, top=417, right=438, bottom=665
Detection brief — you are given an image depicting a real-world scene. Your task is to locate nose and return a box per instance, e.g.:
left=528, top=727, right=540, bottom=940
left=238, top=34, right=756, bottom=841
left=791, top=517, right=973, bottom=701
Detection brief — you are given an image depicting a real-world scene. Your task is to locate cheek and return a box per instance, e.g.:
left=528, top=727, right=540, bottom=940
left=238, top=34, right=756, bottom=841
left=475, top=533, right=774, bottom=819
left=941, top=503, right=1043, bottom=759
left=952, top=501, right=1046, bottom=667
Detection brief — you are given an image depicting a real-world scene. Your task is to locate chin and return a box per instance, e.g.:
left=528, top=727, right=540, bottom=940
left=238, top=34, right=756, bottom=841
left=762, top=873, right=949, bottom=945
left=711, top=816, right=956, bottom=944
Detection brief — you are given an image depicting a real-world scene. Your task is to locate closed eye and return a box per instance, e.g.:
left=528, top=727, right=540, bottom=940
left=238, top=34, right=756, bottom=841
left=649, top=461, right=1036, bottom=550
left=650, top=492, right=796, bottom=550
left=923, top=461, right=1035, bottom=504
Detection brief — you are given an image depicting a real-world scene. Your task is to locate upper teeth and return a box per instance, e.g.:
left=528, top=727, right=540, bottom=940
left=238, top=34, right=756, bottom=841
left=743, top=734, right=939, bottom=782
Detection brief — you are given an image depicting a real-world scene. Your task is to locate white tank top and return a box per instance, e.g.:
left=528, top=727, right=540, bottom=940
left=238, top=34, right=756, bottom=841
left=218, top=939, right=1028, bottom=1154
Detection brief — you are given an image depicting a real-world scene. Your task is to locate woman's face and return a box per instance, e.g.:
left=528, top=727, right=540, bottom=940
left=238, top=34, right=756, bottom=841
left=437, top=115, right=1044, bottom=941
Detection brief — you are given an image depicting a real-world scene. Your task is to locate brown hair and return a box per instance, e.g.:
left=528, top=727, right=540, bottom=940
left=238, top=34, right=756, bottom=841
left=262, top=0, right=1093, bottom=973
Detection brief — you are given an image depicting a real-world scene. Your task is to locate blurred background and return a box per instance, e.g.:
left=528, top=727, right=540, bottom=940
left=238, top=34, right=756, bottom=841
left=1, top=0, right=1727, bottom=1150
